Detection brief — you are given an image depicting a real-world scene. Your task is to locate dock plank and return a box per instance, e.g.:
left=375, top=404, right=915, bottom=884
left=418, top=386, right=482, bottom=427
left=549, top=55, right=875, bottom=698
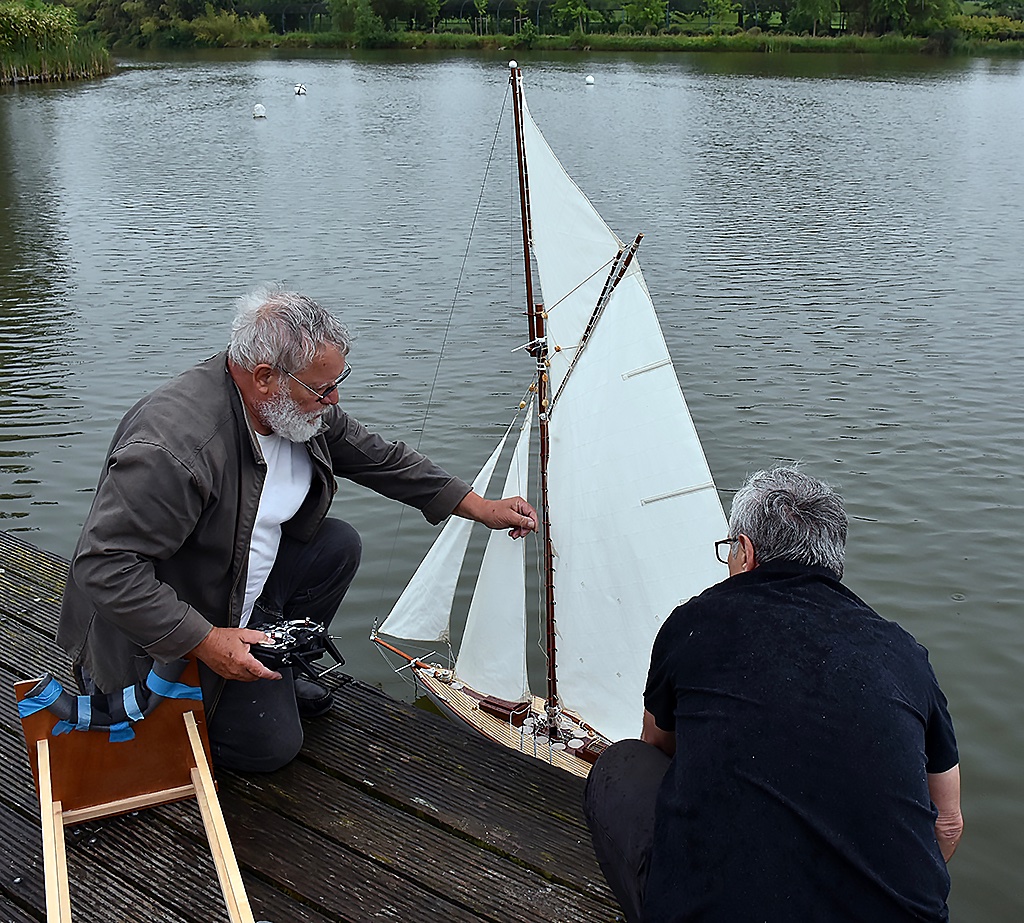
left=0, top=531, right=620, bottom=923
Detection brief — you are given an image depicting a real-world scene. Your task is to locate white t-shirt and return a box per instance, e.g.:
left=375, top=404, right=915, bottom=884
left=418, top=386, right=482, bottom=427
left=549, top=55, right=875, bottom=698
left=241, top=431, right=314, bottom=628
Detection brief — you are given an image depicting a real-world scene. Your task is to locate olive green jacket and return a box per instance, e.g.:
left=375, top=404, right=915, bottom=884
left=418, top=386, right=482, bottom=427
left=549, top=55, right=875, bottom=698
left=57, top=352, right=470, bottom=709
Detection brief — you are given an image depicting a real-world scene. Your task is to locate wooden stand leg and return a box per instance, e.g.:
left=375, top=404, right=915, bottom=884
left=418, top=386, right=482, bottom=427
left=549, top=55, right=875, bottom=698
left=36, top=740, right=72, bottom=923
left=183, top=711, right=255, bottom=923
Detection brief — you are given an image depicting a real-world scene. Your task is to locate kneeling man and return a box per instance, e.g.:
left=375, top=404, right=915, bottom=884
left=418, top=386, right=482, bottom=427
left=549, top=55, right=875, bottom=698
left=584, top=466, right=962, bottom=923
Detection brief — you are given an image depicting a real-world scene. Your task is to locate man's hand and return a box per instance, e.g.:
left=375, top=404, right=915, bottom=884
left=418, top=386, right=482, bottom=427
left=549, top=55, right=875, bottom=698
left=453, top=491, right=538, bottom=539
left=189, top=626, right=283, bottom=682
left=642, top=708, right=677, bottom=757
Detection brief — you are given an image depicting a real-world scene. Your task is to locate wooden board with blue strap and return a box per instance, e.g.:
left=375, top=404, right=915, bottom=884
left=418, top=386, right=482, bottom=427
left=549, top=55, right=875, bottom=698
left=14, top=659, right=256, bottom=923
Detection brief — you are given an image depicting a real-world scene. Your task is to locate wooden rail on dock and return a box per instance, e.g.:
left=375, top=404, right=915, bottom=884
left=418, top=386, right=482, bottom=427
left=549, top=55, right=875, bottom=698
left=0, top=530, right=620, bottom=923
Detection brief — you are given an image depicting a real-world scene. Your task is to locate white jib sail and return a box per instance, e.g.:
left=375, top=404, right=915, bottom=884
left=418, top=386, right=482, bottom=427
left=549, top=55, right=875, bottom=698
left=378, top=430, right=512, bottom=643
left=521, top=91, right=729, bottom=743
left=456, top=401, right=534, bottom=702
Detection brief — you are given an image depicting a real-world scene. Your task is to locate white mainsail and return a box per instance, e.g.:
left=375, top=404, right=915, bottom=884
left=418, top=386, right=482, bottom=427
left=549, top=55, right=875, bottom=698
left=520, top=92, right=727, bottom=743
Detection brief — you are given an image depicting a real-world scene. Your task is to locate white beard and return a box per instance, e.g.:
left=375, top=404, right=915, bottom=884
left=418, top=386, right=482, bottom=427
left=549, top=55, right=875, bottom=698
left=257, top=389, right=327, bottom=443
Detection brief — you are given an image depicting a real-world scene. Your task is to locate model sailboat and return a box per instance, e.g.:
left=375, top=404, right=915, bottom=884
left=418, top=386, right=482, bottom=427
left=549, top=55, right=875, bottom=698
left=372, top=64, right=727, bottom=777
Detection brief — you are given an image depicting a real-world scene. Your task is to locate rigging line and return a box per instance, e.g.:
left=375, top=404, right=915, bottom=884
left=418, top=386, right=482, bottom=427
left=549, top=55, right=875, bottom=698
left=371, top=86, right=513, bottom=632
left=542, top=252, right=617, bottom=319
left=549, top=234, right=643, bottom=414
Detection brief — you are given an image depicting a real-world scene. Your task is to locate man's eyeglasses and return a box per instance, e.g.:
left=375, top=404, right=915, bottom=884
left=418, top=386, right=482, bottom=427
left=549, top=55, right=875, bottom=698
left=281, top=364, right=352, bottom=404
left=715, top=537, right=741, bottom=564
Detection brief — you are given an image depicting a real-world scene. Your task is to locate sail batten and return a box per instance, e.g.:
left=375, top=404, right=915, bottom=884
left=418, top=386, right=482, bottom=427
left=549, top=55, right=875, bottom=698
left=622, top=358, right=673, bottom=379
left=641, top=481, right=719, bottom=505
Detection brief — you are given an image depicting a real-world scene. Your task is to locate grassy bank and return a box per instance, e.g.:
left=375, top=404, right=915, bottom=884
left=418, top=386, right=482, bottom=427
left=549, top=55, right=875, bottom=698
left=265, top=27, right=1024, bottom=56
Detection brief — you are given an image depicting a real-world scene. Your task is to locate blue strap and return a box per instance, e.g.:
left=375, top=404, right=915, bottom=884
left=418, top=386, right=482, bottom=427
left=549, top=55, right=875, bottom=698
left=18, top=678, right=64, bottom=718
left=146, top=670, right=202, bottom=701
left=75, top=696, right=92, bottom=732
left=22, top=666, right=198, bottom=743
left=122, top=685, right=144, bottom=722
left=108, top=721, right=134, bottom=743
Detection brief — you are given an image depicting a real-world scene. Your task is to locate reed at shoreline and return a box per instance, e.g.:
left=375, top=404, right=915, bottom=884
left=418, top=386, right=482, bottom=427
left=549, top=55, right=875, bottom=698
left=1, top=42, right=112, bottom=84
left=1, top=0, right=112, bottom=86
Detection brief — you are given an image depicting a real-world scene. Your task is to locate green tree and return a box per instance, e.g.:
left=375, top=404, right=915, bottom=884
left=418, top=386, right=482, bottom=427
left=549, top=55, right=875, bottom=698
left=357, top=0, right=388, bottom=38
left=511, top=15, right=536, bottom=40
left=188, top=4, right=271, bottom=44
left=982, top=0, right=1024, bottom=16
left=701, top=0, right=736, bottom=26
left=906, top=0, right=957, bottom=31
left=868, top=0, right=907, bottom=30
left=409, top=0, right=440, bottom=28
left=790, top=0, right=835, bottom=32
left=623, top=0, right=666, bottom=29
left=0, top=0, right=77, bottom=49
left=330, top=0, right=404, bottom=33
left=472, top=0, right=487, bottom=31
left=551, top=0, right=600, bottom=30
left=326, top=0, right=356, bottom=29
left=841, top=0, right=949, bottom=32
left=70, top=0, right=209, bottom=45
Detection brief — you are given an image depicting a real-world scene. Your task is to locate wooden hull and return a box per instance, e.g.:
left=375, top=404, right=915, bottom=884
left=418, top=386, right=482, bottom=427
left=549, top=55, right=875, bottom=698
left=411, top=666, right=608, bottom=778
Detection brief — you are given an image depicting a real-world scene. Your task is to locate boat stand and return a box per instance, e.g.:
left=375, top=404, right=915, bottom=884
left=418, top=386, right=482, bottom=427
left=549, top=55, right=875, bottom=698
left=14, top=663, right=256, bottom=923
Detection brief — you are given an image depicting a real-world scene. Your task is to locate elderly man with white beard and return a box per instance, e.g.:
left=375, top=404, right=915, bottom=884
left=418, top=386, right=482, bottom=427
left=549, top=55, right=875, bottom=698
left=58, top=287, right=537, bottom=771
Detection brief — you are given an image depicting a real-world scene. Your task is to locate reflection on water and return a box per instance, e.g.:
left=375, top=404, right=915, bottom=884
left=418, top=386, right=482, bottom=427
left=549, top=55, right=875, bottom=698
left=1, top=52, right=1022, bottom=920
left=0, top=100, right=82, bottom=521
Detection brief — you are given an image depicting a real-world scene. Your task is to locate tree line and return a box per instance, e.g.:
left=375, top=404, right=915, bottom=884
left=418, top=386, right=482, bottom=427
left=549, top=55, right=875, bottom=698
left=2, top=0, right=1023, bottom=58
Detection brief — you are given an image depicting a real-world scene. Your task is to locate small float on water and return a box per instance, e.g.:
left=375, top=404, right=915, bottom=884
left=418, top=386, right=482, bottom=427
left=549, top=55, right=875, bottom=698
left=295, top=84, right=307, bottom=95
left=252, top=103, right=267, bottom=119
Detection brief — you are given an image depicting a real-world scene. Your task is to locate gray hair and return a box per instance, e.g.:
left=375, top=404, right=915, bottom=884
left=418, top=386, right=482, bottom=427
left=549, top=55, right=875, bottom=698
left=728, top=466, right=847, bottom=577
left=227, top=285, right=352, bottom=373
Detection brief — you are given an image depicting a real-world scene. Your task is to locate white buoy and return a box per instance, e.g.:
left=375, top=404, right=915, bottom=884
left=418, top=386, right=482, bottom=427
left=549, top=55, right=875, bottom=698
left=508, top=59, right=518, bottom=69
left=252, top=103, right=267, bottom=119
left=294, top=84, right=306, bottom=95
left=585, top=74, right=595, bottom=85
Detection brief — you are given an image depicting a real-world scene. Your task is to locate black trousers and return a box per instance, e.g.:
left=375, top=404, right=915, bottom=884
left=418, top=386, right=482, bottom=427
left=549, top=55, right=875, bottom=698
left=583, top=738, right=671, bottom=923
left=207, top=518, right=361, bottom=772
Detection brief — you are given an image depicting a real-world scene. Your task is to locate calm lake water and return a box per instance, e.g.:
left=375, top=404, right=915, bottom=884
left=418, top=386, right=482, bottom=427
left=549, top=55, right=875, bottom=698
left=2, top=49, right=1021, bottom=919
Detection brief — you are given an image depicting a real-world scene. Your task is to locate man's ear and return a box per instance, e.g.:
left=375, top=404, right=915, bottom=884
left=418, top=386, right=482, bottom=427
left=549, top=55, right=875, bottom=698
left=251, top=363, right=276, bottom=395
left=738, top=534, right=757, bottom=572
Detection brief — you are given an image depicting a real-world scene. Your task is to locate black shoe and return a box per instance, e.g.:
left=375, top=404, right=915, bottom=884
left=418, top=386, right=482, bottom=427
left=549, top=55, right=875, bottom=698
left=295, top=677, right=334, bottom=718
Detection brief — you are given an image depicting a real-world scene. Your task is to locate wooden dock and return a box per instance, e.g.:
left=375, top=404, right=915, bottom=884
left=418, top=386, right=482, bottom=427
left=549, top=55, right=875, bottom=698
left=0, top=531, right=620, bottom=923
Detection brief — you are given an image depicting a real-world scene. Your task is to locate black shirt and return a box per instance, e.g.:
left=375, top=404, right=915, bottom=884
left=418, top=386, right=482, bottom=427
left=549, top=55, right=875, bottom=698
left=643, top=560, right=958, bottom=923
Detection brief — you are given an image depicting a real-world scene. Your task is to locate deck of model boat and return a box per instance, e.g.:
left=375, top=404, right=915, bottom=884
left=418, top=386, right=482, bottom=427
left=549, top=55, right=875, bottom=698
left=0, top=530, right=620, bottom=923
left=413, top=670, right=596, bottom=779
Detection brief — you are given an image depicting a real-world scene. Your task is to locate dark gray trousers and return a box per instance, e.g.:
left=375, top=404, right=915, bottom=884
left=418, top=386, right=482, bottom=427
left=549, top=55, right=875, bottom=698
left=583, top=738, right=671, bottom=923
left=207, top=518, right=361, bottom=772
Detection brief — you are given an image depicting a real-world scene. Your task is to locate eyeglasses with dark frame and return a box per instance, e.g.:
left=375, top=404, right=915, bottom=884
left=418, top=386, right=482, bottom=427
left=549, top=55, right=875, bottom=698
left=280, top=364, right=352, bottom=404
left=714, top=537, right=741, bottom=564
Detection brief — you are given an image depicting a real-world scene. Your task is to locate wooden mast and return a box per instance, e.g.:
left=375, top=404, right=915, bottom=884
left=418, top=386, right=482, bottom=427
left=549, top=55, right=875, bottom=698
left=509, top=64, right=560, bottom=732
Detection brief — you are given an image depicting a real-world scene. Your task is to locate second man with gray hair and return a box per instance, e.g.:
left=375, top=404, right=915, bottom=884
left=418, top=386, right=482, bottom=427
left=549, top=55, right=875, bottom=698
left=584, top=466, right=961, bottom=923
